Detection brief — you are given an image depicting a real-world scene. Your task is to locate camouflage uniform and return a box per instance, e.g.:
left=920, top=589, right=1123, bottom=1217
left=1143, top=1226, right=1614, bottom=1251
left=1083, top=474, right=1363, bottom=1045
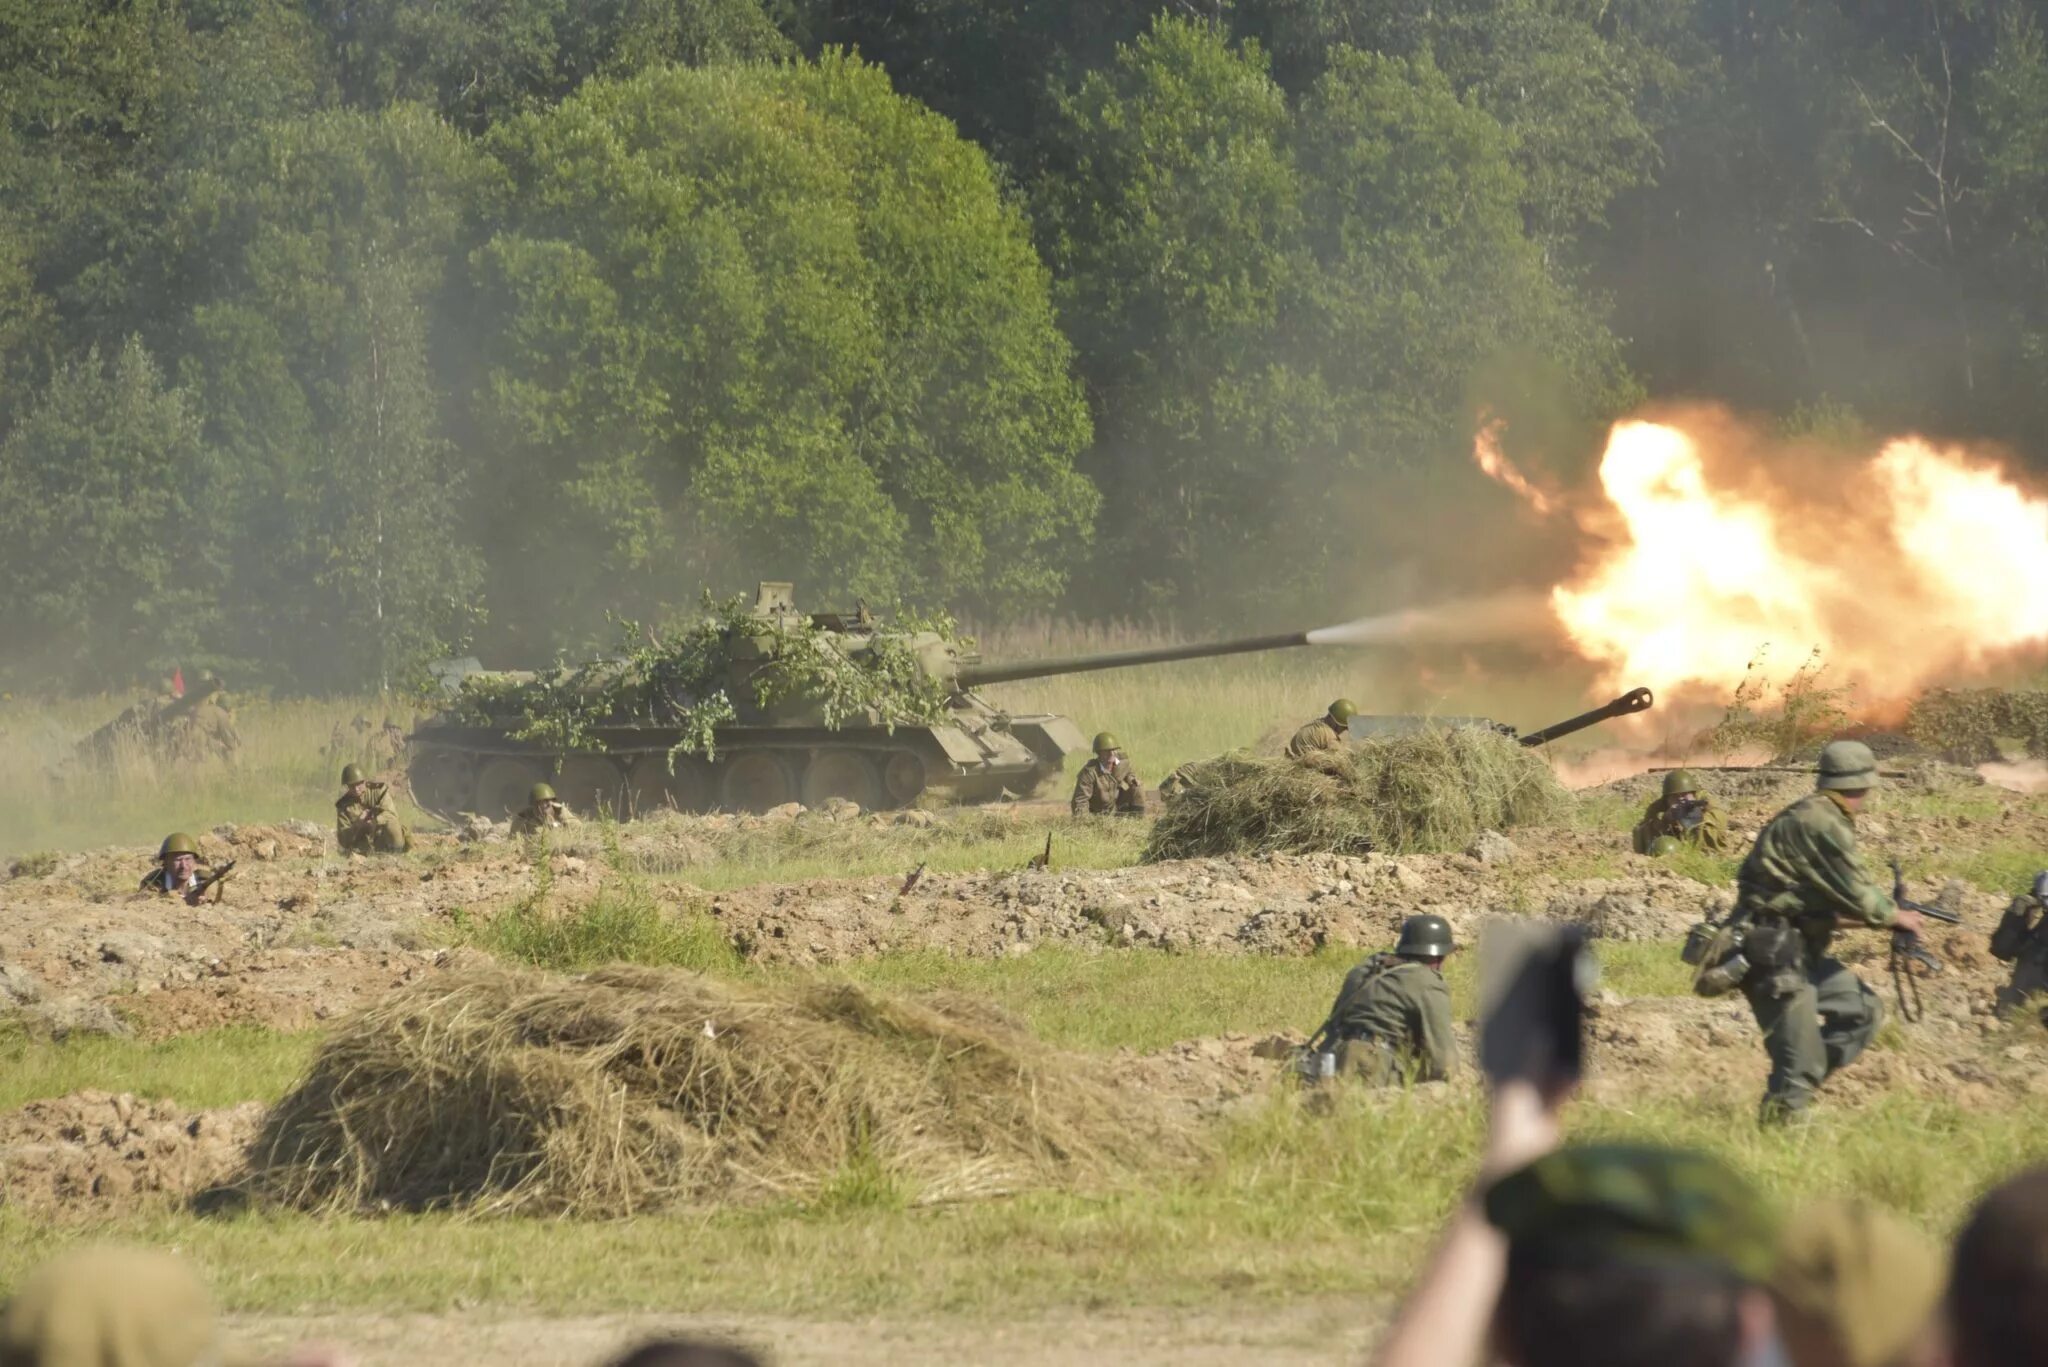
left=1631, top=795, right=1729, bottom=853
left=1734, top=788, right=1895, bottom=1120
left=1071, top=754, right=1144, bottom=816
left=1991, top=880, right=2048, bottom=1025
left=509, top=797, right=577, bottom=837
left=1325, top=954, right=1456, bottom=1082
left=337, top=781, right=411, bottom=853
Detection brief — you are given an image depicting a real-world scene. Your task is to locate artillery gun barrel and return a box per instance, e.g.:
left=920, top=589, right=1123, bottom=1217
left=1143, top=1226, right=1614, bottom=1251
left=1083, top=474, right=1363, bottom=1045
left=955, top=632, right=1313, bottom=689
left=1517, top=687, right=1655, bottom=747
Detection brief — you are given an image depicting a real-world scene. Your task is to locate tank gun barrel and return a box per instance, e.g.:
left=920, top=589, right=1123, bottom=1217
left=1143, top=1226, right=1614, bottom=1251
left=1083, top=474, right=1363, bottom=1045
left=1517, top=687, right=1654, bottom=747
left=956, top=631, right=1313, bottom=689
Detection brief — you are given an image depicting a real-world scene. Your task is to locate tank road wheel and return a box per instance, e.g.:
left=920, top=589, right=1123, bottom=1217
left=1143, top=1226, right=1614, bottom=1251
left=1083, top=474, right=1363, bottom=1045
left=475, top=758, right=546, bottom=819
left=801, top=752, right=882, bottom=811
left=883, top=750, right=927, bottom=808
left=625, top=754, right=710, bottom=817
left=556, top=756, right=626, bottom=818
left=407, top=748, right=473, bottom=819
left=720, top=753, right=795, bottom=814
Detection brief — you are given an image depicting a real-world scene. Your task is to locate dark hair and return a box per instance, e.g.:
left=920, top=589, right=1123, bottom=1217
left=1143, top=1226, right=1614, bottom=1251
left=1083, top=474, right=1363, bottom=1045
left=607, top=1340, right=765, bottom=1367
left=1496, top=1247, right=1746, bottom=1367
left=1950, top=1166, right=2048, bottom=1367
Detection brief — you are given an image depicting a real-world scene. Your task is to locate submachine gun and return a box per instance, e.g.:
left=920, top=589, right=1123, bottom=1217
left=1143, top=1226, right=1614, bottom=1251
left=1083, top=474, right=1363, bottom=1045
left=1888, top=859, right=1963, bottom=1023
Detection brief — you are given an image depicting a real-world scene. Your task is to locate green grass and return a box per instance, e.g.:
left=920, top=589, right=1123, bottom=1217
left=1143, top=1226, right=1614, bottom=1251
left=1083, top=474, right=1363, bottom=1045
left=456, top=869, right=741, bottom=974
left=0, top=1025, right=319, bottom=1111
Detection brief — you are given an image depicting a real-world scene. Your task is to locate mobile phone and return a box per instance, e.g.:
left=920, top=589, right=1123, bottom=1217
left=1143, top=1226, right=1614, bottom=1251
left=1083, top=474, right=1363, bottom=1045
left=1479, top=922, right=1596, bottom=1088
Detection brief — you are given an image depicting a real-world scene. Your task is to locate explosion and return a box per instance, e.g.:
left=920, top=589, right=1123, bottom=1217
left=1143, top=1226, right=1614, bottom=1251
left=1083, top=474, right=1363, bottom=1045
left=1474, top=410, right=2048, bottom=702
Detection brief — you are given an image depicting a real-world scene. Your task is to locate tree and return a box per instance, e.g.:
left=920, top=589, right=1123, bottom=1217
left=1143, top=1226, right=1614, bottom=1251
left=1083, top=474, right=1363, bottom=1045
left=0, top=339, right=223, bottom=688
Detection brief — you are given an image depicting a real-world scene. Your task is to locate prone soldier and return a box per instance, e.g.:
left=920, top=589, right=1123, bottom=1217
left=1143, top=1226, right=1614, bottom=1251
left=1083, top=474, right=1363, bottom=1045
left=1286, top=699, right=1356, bottom=764
left=509, top=782, right=577, bottom=837
left=1071, top=732, right=1144, bottom=816
left=139, top=832, right=233, bottom=906
left=1990, top=871, right=2048, bottom=1026
left=1632, top=768, right=1729, bottom=855
left=1309, top=914, right=1457, bottom=1083
left=335, top=763, right=411, bottom=853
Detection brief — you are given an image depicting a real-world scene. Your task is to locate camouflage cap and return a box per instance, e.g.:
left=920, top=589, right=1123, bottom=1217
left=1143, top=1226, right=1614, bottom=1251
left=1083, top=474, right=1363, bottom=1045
left=0, top=1245, right=218, bottom=1367
left=1769, top=1198, right=1945, bottom=1367
left=1484, top=1143, right=1776, bottom=1282
left=1817, top=740, right=1878, bottom=791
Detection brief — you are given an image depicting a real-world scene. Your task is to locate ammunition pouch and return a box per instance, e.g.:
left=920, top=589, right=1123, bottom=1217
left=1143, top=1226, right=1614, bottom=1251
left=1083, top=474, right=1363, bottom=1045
left=1685, top=917, right=1750, bottom=998
left=1740, top=919, right=1804, bottom=972
left=1990, top=898, right=2042, bottom=964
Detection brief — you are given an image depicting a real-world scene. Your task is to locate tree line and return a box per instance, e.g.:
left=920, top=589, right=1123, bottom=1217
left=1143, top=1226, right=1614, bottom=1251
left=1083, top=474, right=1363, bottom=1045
left=2, top=0, right=2043, bottom=692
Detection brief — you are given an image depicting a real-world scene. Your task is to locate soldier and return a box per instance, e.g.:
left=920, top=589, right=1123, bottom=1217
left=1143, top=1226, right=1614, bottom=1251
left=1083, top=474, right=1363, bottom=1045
left=335, top=763, right=411, bottom=853
left=1070, top=732, right=1144, bottom=816
left=1287, top=698, right=1357, bottom=762
left=1632, top=768, right=1729, bottom=855
left=1313, top=914, right=1457, bottom=1083
left=509, top=781, right=577, bottom=837
left=139, top=832, right=218, bottom=906
left=1730, top=740, right=1918, bottom=1123
left=1990, top=871, right=2048, bottom=1025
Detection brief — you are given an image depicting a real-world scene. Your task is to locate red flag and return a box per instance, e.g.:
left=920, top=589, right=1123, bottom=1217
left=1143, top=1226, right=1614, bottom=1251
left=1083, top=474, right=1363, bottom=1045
left=171, top=667, right=185, bottom=697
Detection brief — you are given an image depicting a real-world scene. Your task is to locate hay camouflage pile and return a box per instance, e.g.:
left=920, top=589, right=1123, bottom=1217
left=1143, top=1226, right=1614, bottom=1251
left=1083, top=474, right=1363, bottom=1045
left=246, top=963, right=1204, bottom=1216
left=1908, top=688, right=2048, bottom=763
left=1144, top=724, right=1566, bottom=862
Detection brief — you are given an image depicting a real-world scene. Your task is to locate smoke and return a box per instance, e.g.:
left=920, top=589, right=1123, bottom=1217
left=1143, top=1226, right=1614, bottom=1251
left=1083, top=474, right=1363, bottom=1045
left=1305, top=590, right=1559, bottom=648
left=1980, top=761, right=2048, bottom=795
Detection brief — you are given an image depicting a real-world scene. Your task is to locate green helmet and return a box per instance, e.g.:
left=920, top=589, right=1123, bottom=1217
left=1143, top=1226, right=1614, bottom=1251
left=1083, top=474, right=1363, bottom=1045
left=1328, top=698, right=1357, bottom=726
left=1817, top=740, right=1878, bottom=792
left=1092, top=732, right=1119, bottom=754
left=158, top=832, right=199, bottom=859
left=340, top=763, right=365, bottom=786
left=530, top=782, right=557, bottom=803
left=1662, top=769, right=1701, bottom=801
left=1395, top=913, right=1456, bottom=959
left=1647, top=834, right=1682, bottom=857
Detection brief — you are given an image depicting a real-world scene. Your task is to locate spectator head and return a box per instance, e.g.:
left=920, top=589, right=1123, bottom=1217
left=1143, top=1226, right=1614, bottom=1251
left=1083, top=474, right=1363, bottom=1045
left=0, top=1246, right=217, bottom=1367
left=1770, top=1198, right=1946, bottom=1367
left=1485, top=1143, right=1778, bottom=1367
left=1950, top=1165, right=2048, bottom=1367
left=607, top=1341, right=763, bottom=1367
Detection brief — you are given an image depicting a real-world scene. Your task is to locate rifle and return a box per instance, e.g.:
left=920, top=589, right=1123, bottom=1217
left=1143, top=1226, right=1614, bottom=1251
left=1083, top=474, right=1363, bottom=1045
left=1027, top=832, right=1053, bottom=871
left=1670, top=796, right=1709, bottom=834
left=898, top=862, right=926, bottom=897
left=191, top=860, right=237, bottom=905
left=1888, top=859, right=1963, bottom=1023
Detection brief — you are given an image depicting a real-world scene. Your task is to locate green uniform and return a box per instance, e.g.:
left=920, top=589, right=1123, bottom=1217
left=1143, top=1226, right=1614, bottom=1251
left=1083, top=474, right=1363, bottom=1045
left=1733, top=792, right=1895, bottom=1119
left=1071, top=755, right=1144, bottom=816
left=1992, top=891, right=2048, bottom=1024
left=1631, top=794, right=1729, bottom=853
left=1324, top=954, right=1455, bottom=1083
left=509, top=798, right=576, bottom=837
left=336, top=781, right=411, bottom=853
left=1286, top=717, right=1345, bottom=762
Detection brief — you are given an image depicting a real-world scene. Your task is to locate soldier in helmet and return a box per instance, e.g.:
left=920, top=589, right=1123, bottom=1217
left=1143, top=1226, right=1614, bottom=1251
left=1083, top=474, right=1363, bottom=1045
left=335, top=763, right=411, bottom=853
left=1071, top=732, right=1144, bottom=816
left=1632, top=768, right=1728, bottom=855
left=510, top=781, right=577, bottom=837
left=1729, top=740, right=1917, bottom=1122
left=1287, top=699, right=1357, bottom=765
left=1313, top=914, right=1458, bottom=1083
left=1989, top=871, right=2048, bottom=1026
left=140, top=832, right=221, bottom=906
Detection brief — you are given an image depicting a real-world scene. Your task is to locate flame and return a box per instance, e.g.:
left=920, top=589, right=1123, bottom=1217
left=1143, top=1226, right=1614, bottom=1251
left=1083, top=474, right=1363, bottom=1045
left=1472, top=416, right=1559, bottom=515
left=1543, top=413, right=2048, bottom=701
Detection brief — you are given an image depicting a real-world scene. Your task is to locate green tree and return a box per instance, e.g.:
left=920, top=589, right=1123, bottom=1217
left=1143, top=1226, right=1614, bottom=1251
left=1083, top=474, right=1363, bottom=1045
left=0, top=339, right=223, bottom=688
left=473, top=55, right=1093, bottom=649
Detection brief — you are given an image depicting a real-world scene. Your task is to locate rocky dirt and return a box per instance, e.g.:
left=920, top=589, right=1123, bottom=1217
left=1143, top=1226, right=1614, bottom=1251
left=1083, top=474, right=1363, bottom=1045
left=0, top=1089, right=263, bottom=1214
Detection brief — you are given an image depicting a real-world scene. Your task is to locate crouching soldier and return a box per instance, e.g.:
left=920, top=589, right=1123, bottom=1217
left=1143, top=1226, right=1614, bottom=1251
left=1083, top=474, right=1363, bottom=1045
left=336, top=763, right=411, bottom=853
left=510, top=781, right=577, bottom=837
left=1633, top=769, right=1729, bottom=855
left=1287, top=699, right=1356, bottom=764
left=140, top=832, right=231, bottom=906
left=1991, top=872, right=2048, bottom=1025
left=1071, top=732, right=1144, bottom=816
left=1311, top=914, right=1457, bottom=1083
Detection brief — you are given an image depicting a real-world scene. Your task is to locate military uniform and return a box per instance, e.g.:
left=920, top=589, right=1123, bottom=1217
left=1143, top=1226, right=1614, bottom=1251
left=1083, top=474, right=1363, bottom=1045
left=510, top=797, right=577, bottom=837
left=1631, top=795, right=1729, bottom=853
left=1071, top=747, right=1144, bottom=815
left=1287, top=718, right=1344, bottom=761
left=1991, top=877, right=2048, bottom=1024
left=337, top=780, right=411, bottom=853
left=1325, top=954, right=1456, bottom=1082
left=1734, top=776, right=1896, bottom=1120
left=138, top=866, right=206, bottom=899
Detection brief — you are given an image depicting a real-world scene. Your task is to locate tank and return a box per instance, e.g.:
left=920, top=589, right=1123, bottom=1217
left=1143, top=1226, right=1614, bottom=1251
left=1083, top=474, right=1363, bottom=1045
left=407, top=583, right=1322, bottom=818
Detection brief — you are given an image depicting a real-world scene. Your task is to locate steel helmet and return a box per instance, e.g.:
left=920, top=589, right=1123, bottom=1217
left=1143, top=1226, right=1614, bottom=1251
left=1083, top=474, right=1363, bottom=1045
left=340, top=763, right=366, bottom=786
left=1328, top=699, right=1358, bottom=726
left=1648, top=834, right=1683, bottom=857
left=530, top=782, right=557, bottom=803
left=158, top=832, right=199, bottom=859
left=1092, top=732, right=1120, bottom=754
left=1395, top=913, right=1456, bottom=958
left=1817, top=740, right=1878, bottom=791
left=1661, top=769, right=1702, bottom=800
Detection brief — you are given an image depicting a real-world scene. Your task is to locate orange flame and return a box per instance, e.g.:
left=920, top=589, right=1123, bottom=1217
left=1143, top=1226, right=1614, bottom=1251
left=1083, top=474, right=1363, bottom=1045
left=1472, top=416, right=1559, bottom=516
left=1547, top=414, right=2048, bottom=701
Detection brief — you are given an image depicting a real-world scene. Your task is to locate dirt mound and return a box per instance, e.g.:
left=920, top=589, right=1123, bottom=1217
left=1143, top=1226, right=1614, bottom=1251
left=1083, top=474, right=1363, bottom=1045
left=1146, top=727, right=1565, bottom=861
left=0, top=1090, right=263, bottom=1213
left=249, top=963, right=1209, bottom=1216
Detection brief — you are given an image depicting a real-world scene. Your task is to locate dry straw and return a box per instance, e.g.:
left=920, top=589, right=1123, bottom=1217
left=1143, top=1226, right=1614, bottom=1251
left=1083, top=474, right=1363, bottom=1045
left=247, top=963, right=1204, bottom=1216
left=1145, top=724, right=1566, bottom=861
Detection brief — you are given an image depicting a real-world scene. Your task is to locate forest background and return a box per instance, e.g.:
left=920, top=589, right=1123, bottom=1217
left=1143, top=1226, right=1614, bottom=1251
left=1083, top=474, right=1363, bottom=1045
left=4, top=0, right=2045, bottom=695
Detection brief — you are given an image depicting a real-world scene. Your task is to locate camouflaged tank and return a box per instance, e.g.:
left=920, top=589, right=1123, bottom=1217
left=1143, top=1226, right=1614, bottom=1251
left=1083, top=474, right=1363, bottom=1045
left=408, top=583, right=1322, bottom=817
